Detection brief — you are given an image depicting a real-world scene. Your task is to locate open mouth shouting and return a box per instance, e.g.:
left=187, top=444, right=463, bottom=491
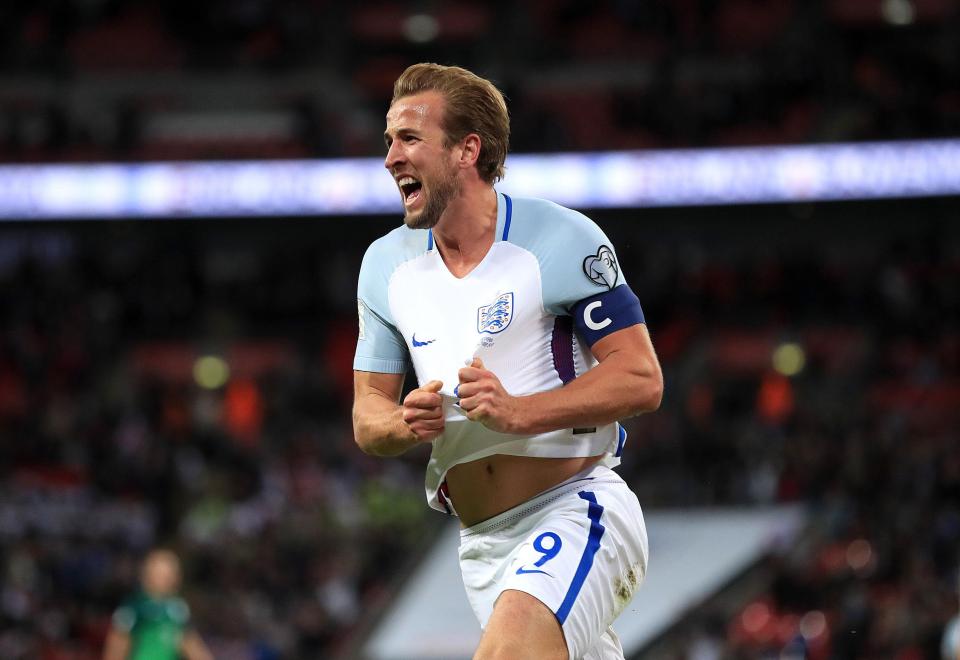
left=397, top=176, right=423, bottom=207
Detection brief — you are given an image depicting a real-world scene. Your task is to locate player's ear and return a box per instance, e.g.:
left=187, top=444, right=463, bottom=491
left=459, top=133, right=481, bottom=170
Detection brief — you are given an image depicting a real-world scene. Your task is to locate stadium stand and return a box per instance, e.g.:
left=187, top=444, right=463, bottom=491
left=0, top=1, right=958, bottom=162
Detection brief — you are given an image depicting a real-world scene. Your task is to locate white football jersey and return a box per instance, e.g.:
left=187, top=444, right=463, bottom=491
left=355, top=192, right=635, bottom=514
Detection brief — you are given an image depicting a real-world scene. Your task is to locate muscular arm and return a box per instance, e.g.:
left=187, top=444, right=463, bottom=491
left=102, top=628, right=130, bottom=660
left=457, top=323, right=663, bottom=435
left=353, top=371, right=444, bottom=456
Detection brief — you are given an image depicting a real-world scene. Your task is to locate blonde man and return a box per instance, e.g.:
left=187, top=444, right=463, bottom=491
left=353, top=63, right=663, bottom=660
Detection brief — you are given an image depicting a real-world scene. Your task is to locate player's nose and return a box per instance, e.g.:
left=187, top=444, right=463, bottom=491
left=384, top=140, right=404, bottom=170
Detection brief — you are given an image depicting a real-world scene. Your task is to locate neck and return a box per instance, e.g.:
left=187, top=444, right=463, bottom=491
left=431, top=184, right=498, bottom=276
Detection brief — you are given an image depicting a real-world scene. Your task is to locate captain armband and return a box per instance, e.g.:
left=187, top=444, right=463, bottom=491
left=570, top=284, right=646, bottom=346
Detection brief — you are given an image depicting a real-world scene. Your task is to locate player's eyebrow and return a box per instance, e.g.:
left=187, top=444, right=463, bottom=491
left=384, top=128, right=418, bottom=146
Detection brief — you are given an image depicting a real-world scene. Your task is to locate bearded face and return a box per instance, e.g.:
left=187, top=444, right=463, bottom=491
left=402, top=156, right=461, bottom=230
left=385, top=91, right=465, bottom=231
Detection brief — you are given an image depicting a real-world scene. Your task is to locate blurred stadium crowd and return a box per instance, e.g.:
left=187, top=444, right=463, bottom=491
left=0, top=208, right=957, bottom=659
left=0, top=225, right=425, bottom=659
left=1, top=0, right=958, bottom=162
left=630, top=218, right=960, bottom=659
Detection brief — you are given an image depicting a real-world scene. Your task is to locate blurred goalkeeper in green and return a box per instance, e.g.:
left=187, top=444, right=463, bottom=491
left=103, top=549, right=212, bottom=660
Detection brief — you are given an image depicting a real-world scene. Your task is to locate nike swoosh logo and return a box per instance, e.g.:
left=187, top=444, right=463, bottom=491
left=515, top=567, right=553, bottom=577
left=412, top=334, right=436, bottom=348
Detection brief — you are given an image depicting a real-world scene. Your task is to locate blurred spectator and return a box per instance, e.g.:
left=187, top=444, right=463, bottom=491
left=103, top=549, right=212, bottom=660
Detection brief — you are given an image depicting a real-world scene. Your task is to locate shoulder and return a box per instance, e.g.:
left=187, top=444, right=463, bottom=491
left=359, top=224, right=431, bottom=285
left=504, top=195, right=608, bottom=254
left=365, top=224, right=430, bottom=261
left=503, top=194, right=615, bottom=274
left=502, top=194, right=627, bottom=310
left=509, top=195, right=596, bottom=232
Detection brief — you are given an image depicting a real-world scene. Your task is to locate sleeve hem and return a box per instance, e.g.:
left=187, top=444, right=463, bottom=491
left=353, top=356, right=407, bottom=373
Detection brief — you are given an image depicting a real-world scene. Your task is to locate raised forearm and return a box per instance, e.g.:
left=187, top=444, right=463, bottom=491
left=352, top=393, right=419, bottom=457
left=512, top=352, right=662, bottom=435
left=456, top=325, right=663, bottom=437
left=353, top=374, right=445, bottom=456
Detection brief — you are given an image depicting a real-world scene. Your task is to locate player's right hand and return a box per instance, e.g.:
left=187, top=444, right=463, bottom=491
left=401, top=380, right=445, bottom=442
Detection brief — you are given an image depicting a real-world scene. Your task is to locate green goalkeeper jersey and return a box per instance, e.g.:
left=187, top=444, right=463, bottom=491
left=112, top=591, right=191, bottom=660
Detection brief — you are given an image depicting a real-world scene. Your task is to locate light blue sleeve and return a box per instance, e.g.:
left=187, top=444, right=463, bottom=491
left=354, top=236, right=409, bottom=374
left=506, top=197, right=628, bottom=315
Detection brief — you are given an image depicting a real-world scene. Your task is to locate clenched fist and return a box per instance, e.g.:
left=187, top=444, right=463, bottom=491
left=456, top=358, right=521, bottom=434
left=402, top=380, right=445, bottom=442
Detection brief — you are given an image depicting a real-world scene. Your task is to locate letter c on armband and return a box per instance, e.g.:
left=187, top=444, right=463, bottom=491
left=572, top=284, right=645, bottom=346
left=584, top=301, right=612, bottom=331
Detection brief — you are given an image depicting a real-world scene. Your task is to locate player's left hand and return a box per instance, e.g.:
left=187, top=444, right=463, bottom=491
left=456, top=357, right=520, bottom=433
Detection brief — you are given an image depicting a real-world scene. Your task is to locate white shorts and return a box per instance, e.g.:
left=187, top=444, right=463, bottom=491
left=458, top=465, right=648, bottom=660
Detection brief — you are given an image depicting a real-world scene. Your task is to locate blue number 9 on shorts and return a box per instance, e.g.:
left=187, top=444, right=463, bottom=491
left=515, top=532, right=562, bottom=576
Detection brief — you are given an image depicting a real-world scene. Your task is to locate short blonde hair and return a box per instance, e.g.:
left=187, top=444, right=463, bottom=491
left=392, top=63, right=510, bottom=184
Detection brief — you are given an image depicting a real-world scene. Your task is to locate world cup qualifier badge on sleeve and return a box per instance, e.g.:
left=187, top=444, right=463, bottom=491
left=583, top=246, right=618, bottom=290
left=357, top=299, right=366, bottom=340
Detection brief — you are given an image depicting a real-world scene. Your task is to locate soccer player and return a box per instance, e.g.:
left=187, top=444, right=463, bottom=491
left=353, top=63, right=663, bottom=660
left=102, top=549, right=212, bottom=660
